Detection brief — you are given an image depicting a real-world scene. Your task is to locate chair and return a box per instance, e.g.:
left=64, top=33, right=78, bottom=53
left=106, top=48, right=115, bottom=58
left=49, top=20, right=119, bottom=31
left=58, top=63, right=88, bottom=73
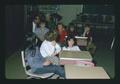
left=21, top=49, right=55, bottom=79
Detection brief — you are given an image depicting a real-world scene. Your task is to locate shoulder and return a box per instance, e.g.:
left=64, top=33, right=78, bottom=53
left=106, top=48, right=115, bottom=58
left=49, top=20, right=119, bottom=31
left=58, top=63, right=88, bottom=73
left=73, top=46, right=80, bottom=51
left=41, top=40, right=48, bottom=46
left=62, top=46, right=67, bottom=50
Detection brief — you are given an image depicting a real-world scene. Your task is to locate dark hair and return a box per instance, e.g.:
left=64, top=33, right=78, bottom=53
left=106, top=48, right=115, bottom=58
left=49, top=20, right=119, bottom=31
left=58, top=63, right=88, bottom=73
left=84, top=23, right=91, bottom=28
left=65, top=35, right=77, bottom=47
left=33, top=14, right=40, bottom=21
left=56, top=23, right=64, bottom=29
left=44, top=31, right=57, bottom=41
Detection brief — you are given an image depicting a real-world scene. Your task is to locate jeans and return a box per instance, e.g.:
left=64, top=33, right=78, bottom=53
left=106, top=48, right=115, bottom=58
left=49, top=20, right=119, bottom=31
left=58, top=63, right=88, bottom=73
left=33, top=64, right=65, bottom=78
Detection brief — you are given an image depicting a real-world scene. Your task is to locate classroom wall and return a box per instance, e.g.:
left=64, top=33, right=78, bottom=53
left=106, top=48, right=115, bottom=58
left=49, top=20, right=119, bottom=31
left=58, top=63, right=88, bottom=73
left=5, top=5, right=24, bottom=58
left=57, top=5, right=83, bottom=26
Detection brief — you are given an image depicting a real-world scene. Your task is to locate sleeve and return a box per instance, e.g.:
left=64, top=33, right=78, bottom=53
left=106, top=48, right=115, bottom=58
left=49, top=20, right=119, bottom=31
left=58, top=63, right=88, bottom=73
left=75, top=46, right=81, bottom=51
left=62, top=46, right=67, bottom=51
left=32, top=22, right=36, bottom=33
left=55, top=43, right=61, bottom=53
left=40, top=41, right=53, bottom=57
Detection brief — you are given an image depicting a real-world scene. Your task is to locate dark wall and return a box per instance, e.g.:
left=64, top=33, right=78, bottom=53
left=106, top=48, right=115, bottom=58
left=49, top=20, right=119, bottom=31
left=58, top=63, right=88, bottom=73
left=83, top=5, right=114, bottom=15
left=5, top=5, right=25, bottom=58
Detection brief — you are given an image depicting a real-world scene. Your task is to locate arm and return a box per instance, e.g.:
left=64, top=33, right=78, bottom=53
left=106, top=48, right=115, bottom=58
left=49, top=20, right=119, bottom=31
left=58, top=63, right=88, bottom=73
left=51, top=43, right=61, bottom=56
left=32, top=22, right=36, bottom=33
left=55, top=43, right=61, bottom=54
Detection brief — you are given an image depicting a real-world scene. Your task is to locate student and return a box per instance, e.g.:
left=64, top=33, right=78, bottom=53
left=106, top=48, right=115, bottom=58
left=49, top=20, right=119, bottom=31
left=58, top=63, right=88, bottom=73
left=46, top=13, right=56, bottom=31
left=56, top=23, right=67, bottom=46
left=26, top=31, right=65, bottom=78
left=33, top=20, right=49, bottom=46
left=82, top=24, right=96, bottom=55
left=67, top=24, right=78, bottom=37
left=32, top=15, right=40, bottom=33
left=63, top=36, right=81, bottom=51
left=40, top=31, right=61, bottom=65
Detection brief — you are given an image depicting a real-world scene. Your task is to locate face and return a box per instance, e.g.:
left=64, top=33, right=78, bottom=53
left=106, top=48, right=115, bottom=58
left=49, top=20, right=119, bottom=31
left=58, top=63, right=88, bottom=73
left=34, top=16, right=40, bottom=24
left=70, top=27, right=74, bottom=32
left=40, top=23, right=45, bottom=28
left=84, top=27, right=90, bottom=32
left=51, top=40, right=56, bottom=46
left=58, top=24, right=63, bottom=31
left=68, top=39, right=74, bottom=47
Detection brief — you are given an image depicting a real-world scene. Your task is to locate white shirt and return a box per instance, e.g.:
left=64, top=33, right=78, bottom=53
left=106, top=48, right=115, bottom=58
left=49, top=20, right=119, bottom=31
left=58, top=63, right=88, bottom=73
left=40, top=40, right=61, bottom=58
left=62, top=46, right=81, bottom=51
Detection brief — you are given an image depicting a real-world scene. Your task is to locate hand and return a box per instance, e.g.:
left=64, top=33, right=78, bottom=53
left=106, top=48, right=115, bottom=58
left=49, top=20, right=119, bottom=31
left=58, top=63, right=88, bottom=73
left=51, top=52, right=58, bottom=56
left=43, top=59, right=51, bottom=66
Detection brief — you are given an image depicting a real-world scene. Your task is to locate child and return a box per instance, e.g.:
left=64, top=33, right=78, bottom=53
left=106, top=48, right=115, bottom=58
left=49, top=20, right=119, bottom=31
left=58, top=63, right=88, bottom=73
left=56, top=23, right=67, bottom=46
left=67, top=24, right=78, bottom=37
left=82, top=24, right=96, bottom=55
left=32, top=15, right=40, bottom=33
left=33, top=20, right=49, bottom=46
left=40, top=31, right=61, bottom=65
left=63, top=36, right=81, bottom=51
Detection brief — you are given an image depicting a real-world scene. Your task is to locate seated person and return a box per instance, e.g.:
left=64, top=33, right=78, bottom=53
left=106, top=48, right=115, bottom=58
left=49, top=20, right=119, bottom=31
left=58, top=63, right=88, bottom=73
left=67, top=23, right=78, bottom=37
left=56, top=23, right=67, bottom=47
left=33, top=20, right=49, bottom=46
left=32, top=15, right=40, bottom=33
left=82, top=23, right=96, bottom=55
left=26, top=33, right=65, bottom=78
left=40, top=31, right=61, bottom=65
left=63, top=36, right=81, bottom=51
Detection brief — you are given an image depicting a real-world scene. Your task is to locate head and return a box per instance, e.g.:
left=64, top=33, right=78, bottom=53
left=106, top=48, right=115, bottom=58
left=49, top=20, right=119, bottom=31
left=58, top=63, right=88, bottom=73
left=84, top=24, right=91, bottom=32
left=46, top=13, right=51, bottom=21
left=69, top=26, right=75, bottom=32
left=65, top=36, right=77, bottom=47
left=68, top=23, right=75, bottom=32
left=44, top=31, right=57, bottom=42
left=39, top=20, right=46, bottom=28
left=57, top=23, right=64, bottom=32
left=34, top=15, right=40, bottom=24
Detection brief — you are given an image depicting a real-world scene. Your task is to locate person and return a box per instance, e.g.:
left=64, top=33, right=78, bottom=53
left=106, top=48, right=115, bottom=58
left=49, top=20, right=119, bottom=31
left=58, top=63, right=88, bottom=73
left=26, top=31, right=65, bottom=78
left=40, top=31, right=61, bottom=65
left=56, top=23, right=67, bottom=46
left=46, top=13, right=56, bottom=31
left=63, top=36, right=81, bottom=51
left=33, top=20, right=49, bottom=46
left=32, top=15, right=40, bottom=33
left=82, top=24, right=96, bottom=55
left=67, top=24, right=78, bottom=37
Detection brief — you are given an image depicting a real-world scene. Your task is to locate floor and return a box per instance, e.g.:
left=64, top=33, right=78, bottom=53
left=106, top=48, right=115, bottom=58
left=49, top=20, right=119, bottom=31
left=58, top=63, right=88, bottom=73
left=5, top=41, right=115, bottom=79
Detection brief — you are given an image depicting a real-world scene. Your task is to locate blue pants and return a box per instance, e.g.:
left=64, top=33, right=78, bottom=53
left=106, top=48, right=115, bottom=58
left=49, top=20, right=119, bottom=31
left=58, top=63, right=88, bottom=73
left=34, top=64, right=65, bottom=78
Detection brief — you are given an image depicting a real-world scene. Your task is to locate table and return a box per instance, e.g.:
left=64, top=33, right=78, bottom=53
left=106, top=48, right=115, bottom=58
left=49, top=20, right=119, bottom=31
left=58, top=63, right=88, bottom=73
left=59, top=51, right=93, bottom=65
left=65, top=64, right=110, bottom=79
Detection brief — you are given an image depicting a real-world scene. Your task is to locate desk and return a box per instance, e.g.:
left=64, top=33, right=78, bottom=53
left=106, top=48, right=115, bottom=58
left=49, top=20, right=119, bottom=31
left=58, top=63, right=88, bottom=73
left=65, top=64, right=110, bottom=79
left=59, top=51, right=92, bottom=65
